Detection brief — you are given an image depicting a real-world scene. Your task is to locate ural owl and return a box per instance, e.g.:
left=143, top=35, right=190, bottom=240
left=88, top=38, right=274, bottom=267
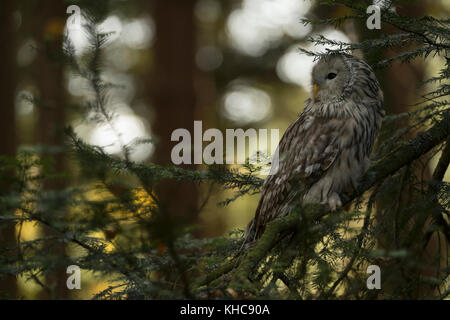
left=245, top=54, right=384, bottom=242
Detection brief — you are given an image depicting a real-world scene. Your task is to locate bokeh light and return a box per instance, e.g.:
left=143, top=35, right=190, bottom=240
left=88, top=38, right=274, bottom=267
left=276, top=29, right=351, bottom=88
left=222, top=84, right=272, bottom=125
left=226, top=0, right=312, bottom=56
left=120, top=16, right=155, bottom=50
left=74, top=104, right=154, bottom=163
left=15, top=90, right=35, bottom=116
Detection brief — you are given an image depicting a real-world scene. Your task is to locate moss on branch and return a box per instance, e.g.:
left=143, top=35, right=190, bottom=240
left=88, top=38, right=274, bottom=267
left=197, top=113, right=450, bottom=292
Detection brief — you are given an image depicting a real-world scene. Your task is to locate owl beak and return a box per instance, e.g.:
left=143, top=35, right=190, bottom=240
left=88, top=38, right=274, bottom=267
left=313, top=84, right=320, bottom=99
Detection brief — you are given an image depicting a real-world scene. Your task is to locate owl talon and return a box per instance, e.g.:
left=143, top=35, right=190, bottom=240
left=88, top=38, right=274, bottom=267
left=327, top=193, right=342, bottom=211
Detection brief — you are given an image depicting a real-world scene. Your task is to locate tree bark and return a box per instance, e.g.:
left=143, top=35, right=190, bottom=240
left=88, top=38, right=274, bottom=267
left=150, top=0, right=199, bottom=227
left=32, top=0, right=68, bottom=299
left=0, top=0, right=18, bottom=299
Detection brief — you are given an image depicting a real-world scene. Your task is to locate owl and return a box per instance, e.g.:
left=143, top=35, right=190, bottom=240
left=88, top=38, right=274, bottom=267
left=245, top=53, right=384, bottom=242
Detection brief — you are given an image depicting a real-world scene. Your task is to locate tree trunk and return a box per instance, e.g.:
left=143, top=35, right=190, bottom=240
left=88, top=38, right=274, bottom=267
left=150, top=0, right=199, bottom=227
left=32, top=0, right=68, bottom=299
left=0, top=0, right=18, bottom=299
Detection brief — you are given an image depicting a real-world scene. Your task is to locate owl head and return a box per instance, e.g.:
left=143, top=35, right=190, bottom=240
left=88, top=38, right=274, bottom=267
left=311, top=54, right=381, bottom=106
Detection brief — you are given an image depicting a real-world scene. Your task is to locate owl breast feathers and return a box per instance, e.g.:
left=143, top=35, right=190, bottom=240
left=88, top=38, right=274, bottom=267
left=245, top=54, right=385, bottom=242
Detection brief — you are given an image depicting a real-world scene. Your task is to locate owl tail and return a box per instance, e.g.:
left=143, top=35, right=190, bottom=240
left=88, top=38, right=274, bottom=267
left=243, top=217, right=257, bottom=244
left=242, top=191, right=266, bottom=246
left=234, top=217, right=258, bottom=256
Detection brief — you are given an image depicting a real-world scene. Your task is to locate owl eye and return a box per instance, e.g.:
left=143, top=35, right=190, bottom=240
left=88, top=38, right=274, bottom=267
left=327, top=72, right=337, bottom=80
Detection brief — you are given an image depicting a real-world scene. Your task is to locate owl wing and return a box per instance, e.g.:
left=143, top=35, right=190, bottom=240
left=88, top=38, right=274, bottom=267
left=246, top=111, right=341, bottom=241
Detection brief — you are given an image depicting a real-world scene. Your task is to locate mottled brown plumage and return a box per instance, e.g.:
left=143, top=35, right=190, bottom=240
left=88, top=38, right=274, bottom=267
left=245, top=54, right=384, bottom=242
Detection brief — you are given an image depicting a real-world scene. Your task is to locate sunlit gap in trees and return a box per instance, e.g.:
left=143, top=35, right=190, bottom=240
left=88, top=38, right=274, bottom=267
left=66, top=14, right=155, bottom=162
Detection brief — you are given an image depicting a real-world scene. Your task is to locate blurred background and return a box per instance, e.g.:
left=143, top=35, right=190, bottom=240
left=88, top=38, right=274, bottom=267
left=0, top=0, right=448, bottom=299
